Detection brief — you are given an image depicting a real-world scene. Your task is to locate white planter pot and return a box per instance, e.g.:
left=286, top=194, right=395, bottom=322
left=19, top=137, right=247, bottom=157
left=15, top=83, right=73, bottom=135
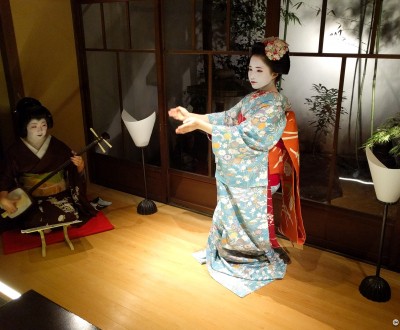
left=366, top=146, right=400, bottom=203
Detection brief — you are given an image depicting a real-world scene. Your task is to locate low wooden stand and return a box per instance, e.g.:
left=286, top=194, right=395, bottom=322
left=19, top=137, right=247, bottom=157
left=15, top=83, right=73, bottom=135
left=20, top=220, right=82, bottom=257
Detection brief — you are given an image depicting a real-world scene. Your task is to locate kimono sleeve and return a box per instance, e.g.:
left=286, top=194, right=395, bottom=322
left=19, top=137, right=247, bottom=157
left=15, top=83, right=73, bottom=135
left=213, top=93, right=286, bottom=153
left=207, top=99, right=243, bottom=126
left=211, top=93, right=287, bottom=187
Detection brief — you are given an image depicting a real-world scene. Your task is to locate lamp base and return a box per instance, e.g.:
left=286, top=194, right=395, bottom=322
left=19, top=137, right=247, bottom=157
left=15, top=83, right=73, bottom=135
left=137, top=199, right=157, bottom=215
left=359, top=275, right=391, bottom=302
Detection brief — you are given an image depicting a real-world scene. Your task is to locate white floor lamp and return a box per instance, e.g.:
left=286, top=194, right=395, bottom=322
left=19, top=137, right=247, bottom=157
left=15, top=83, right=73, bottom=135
left=359, top=147, right=400, bottom=302
left=121, top=110, right=157, bottom=215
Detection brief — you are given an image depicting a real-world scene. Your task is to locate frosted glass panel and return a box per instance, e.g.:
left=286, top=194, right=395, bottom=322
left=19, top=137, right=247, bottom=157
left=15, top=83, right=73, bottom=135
left=130, top=1, right=155, bottom=49
left=86, top=51, right=122, bottom=157
left=324, top=0, right=374, bottom=54
left=82, top=4, right=103, bottom=49
left=104, top=2, right=130, bottom=49
left=280, top=0, right=322, bottom=53
left=379, top=0, right=400, bottom=54
left=164, top=0, right=194, bottom=50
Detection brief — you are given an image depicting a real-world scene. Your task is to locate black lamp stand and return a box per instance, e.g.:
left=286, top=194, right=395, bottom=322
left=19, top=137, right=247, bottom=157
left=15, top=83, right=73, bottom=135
left=358, top=201, right=396, bottom=302
left=137, top=147, right=157, bottom=215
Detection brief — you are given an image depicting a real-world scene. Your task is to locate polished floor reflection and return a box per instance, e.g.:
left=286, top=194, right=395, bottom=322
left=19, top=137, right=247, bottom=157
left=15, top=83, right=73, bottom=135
left=0, top=183, right=398, bottom=329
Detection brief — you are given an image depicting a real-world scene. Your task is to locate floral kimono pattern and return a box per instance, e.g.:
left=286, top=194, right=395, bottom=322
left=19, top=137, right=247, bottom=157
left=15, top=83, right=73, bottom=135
left=206, top=90, right=288, bottom=297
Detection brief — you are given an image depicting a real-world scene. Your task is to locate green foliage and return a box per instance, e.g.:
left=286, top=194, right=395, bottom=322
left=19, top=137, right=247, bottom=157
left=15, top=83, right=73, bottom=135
left=213, top=0, right=303, bottom=81
left=305, top=83, right=347, bottom=153
left=364, top=112, right=400, bottom=157
left=281, top=1, right=303, bottom=26
left=213, top=0, right=268, bottom=81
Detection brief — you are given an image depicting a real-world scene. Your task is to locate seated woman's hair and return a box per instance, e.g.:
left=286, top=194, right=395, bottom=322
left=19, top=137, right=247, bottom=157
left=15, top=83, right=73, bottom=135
left=250, top=37, right=290, bottom=77
left=16, top=97, right=53, bottom=137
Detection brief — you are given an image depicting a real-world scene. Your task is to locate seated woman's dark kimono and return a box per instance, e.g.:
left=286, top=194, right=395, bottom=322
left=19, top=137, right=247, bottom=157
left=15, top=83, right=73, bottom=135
left=0, top=135, right=97, bottom=229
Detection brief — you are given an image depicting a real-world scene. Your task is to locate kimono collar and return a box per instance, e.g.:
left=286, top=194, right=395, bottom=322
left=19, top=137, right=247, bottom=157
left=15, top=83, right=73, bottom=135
left=21, top=135, right=52, bottom=159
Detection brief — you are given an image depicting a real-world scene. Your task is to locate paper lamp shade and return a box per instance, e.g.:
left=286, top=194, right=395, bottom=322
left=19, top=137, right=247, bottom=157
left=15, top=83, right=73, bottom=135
left=366, top=146, right=400, bottom=203
left=121, top=110, right=156, bottom=147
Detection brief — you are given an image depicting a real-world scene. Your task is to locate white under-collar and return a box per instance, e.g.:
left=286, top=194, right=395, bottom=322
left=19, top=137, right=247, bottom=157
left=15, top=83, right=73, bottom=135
left=22, top=135, right=52, bottom=159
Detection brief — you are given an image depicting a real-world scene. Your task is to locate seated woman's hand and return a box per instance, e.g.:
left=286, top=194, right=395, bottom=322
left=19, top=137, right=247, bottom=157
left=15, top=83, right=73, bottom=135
left=0, top=195, right=20, bottom=214
left=71, top=153, right=85, bottom=173
left=168, top=106, right=190, bottom=122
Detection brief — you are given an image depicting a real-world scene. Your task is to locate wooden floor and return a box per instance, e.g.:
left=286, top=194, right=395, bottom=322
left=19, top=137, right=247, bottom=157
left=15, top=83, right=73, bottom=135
left=0, top=183, right=399, bottom=330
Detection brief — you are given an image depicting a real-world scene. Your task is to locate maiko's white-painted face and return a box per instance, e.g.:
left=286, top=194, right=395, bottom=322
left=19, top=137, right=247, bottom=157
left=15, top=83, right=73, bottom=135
left=248, top=55, right=277, bottom=90
left=26, top=118, right=48, bottom=146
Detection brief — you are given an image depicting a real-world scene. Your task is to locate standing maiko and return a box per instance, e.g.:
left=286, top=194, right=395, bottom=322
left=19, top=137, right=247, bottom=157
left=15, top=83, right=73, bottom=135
left=169, top=37, right=305, bottom=297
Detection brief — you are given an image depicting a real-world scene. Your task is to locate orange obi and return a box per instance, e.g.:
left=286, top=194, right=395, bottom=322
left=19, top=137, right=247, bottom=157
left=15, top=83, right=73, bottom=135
left=269, top=111, right=306, bottom=245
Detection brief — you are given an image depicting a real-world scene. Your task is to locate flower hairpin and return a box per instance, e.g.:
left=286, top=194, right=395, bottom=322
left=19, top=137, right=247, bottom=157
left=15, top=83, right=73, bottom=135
left=262, top=37, right=289, bottom=61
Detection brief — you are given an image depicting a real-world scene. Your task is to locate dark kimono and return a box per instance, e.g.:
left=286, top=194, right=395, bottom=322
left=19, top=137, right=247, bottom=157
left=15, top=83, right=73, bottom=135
left=0, top=136, right=97, bottom=229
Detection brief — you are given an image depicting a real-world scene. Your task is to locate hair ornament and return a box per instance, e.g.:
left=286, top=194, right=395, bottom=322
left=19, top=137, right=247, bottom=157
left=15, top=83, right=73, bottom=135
left=262, top=37, right=289, bottom=61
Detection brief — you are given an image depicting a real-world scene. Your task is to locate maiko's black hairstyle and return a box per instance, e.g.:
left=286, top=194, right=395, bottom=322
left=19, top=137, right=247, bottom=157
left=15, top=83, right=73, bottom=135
left=250, top=42, right=291, bottom=75
left=16, top=97, right=53, bottom=138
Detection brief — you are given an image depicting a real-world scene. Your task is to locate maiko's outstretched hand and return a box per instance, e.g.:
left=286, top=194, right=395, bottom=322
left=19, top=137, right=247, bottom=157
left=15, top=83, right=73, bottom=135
left=175, top=117, right=201, bottom=134
left=168, top=106, right=212, bottom=135
left=168, top=106, right=190, bottom=122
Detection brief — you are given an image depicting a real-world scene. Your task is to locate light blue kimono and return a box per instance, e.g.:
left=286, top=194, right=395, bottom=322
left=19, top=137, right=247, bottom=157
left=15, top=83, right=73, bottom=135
left=206, top=90, right=289, bottom=297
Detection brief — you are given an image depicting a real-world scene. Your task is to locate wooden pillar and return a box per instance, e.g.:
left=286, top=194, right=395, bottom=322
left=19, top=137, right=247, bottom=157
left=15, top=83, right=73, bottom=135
left=0, top=0, right=24, bottom=109
left=266, top=0, right=281, bottom=37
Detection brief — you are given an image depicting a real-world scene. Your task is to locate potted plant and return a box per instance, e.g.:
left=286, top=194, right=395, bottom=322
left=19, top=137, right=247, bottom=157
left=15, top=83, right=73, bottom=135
left=363, top=112, right=400, bottom=204
left=359, top=112, right=400, bottom=303
left=364, top=112, right=400, bottom=169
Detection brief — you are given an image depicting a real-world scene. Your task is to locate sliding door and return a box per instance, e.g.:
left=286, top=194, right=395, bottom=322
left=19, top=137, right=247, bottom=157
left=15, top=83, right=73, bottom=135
left=72, top=0, right=400, bottom=271
left=73, top=0, right=168, bottom=202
